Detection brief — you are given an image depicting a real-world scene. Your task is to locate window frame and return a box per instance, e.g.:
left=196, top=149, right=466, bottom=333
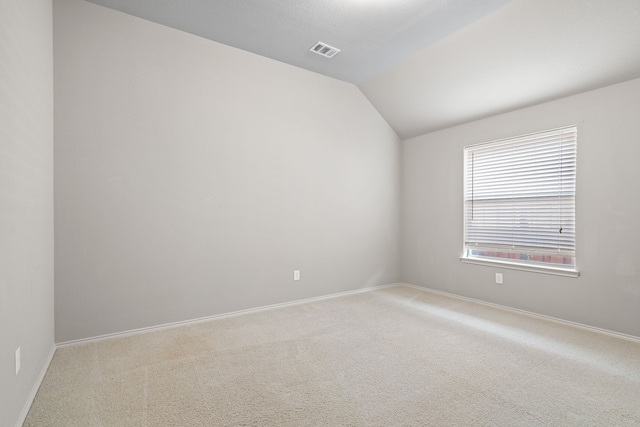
left=460, top=126, right=579, bottom=278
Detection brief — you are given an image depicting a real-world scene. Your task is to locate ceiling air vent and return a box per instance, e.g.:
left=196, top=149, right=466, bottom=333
left=310, top=42, right=340, bottom=59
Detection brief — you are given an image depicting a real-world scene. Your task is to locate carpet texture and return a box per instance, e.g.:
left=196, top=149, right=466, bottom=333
left=24, top=285, right=640, bottom=426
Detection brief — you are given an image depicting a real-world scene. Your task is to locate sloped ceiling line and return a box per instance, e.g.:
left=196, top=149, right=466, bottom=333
left=85, top=0, right=640, bottom=139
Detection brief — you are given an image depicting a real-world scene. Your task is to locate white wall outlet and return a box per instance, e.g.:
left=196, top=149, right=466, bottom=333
left=294, top=270, right=300, bottom=281
left=15, top=347, right=21, bottom=375
left=495, top=273, right=503, bottom=284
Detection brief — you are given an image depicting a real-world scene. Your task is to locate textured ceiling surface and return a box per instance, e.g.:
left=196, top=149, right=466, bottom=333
left=84, top=0, right=640, bottom=139
left=359, top=0, right=640, bottom=138
left=85, top=0, right=512, bottom=84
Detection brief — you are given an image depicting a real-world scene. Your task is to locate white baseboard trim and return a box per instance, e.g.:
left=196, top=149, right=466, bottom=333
left=15, top=344, right=56, bottom=427
left=57, top=283, right=402, bottom=347
left=57, top=281, right=639, bottom=348
left=398, top=282, right=640, bottom=344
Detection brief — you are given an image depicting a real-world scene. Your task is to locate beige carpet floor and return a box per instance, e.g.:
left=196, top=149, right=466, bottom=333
left=24, top=285, right=640, bottom=426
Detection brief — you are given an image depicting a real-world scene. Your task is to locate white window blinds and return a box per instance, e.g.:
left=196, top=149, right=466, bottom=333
left=464, top=126, right=577, bottom=268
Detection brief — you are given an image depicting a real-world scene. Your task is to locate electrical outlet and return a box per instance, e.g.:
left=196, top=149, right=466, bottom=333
left=294, top=270, right=300, bottom=281
left=495, top=273, right=503, bottom=284
left=15, top=347, right=21, bottom=375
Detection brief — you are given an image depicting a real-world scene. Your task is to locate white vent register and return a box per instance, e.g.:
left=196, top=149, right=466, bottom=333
left=310, top=42, right=340, bottom=58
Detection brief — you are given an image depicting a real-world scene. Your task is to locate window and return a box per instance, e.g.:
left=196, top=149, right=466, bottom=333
left=462, top=126, right=577, bottom=275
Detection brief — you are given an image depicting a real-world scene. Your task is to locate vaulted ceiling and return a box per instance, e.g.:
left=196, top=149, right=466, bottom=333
left=86, top=0, right=640, bottom=139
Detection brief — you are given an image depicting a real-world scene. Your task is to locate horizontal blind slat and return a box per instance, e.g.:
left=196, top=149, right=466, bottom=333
left=464, top=126, right=577, bottom=261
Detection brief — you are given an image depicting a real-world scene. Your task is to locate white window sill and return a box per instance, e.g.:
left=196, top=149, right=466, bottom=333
left=460, top=257, right=580, bottom=278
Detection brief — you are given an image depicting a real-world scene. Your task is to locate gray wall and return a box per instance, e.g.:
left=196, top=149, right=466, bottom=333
left=402, top=77, right=640, bottom=338
left=0, top=1, right=55, bottom=426
left=54, top=0, right=400, bottom=343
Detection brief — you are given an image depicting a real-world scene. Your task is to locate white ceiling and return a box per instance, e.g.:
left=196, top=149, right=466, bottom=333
left=85, top=0, right=640, bottom=140
left=84, top=0, right=513, bottom=84
left=359, top=0, right=640, bottom=138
